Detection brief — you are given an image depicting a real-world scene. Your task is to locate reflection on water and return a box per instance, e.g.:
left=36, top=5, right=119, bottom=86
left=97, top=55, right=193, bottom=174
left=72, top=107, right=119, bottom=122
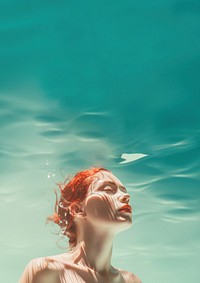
left=0, top=1, right=200, bottom=283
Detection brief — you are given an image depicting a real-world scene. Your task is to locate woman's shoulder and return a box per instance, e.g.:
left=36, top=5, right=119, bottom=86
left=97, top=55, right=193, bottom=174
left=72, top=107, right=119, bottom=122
left=119, top=268, right=142, bottom=283
left=28, top=254, right=67, bottom=271
left=18, top=255, right=67, bottom=283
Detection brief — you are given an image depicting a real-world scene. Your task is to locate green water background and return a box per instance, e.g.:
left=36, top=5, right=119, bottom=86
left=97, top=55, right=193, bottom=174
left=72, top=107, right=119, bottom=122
left=0, top=1, right=200, bottom=282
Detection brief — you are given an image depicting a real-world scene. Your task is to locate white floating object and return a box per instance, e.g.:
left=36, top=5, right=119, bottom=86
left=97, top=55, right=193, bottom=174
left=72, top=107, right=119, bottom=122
left=119, top=153, right=148, bottom=164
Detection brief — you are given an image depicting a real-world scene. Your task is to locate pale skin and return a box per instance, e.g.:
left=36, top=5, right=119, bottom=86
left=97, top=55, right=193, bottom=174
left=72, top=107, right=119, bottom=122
left=19, top=171, right=142, bottom=283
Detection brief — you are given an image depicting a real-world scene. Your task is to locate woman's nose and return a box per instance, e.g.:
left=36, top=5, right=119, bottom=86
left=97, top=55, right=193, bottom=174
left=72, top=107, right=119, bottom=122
left=119, top=193, right=130, bottom=203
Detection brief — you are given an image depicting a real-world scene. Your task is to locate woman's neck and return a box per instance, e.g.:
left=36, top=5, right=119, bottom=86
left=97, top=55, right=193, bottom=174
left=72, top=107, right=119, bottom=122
left=71, top=224, right=115, bottom=274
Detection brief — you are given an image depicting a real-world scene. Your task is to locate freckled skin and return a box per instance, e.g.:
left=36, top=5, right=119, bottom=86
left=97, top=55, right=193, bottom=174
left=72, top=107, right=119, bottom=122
left=19, top=171, right=142, bottom=283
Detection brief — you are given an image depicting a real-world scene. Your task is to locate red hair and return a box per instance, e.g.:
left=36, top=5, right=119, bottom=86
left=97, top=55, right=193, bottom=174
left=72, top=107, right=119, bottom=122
left=47, top=167, right=111, bottom=250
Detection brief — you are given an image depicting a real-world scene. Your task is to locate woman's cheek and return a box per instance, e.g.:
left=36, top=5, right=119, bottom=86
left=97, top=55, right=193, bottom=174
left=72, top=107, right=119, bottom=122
left=85, top=194, right=116, bottom=221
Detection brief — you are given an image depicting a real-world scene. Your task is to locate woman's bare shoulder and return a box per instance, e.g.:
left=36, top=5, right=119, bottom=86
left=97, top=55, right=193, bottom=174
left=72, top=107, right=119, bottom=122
left=18, top=256, right=65, bottom=283
left=119, top=269, right=142, bottom=283
left=31, top=266, right=60, bottom=283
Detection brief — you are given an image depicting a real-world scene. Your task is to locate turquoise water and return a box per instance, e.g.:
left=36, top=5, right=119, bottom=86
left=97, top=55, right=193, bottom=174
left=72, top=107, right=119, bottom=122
left=0, top=1, right=200, bottom=282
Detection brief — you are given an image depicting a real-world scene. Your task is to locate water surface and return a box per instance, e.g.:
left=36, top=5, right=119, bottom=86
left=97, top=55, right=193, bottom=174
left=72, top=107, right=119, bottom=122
left=0, top=1, right=200, bottom=282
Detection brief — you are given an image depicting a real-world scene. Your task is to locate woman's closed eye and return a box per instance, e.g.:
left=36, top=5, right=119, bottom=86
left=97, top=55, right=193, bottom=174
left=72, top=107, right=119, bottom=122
left=103, top=186, right=115, bottom=193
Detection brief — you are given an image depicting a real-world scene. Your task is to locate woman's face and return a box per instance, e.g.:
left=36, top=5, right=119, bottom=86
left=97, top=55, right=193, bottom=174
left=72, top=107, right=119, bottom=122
left=81, top=171, right=132, bottom=232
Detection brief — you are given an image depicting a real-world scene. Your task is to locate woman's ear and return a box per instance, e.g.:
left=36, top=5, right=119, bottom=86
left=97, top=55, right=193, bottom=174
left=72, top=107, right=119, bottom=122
left=70, top=203, right=86, bottom=218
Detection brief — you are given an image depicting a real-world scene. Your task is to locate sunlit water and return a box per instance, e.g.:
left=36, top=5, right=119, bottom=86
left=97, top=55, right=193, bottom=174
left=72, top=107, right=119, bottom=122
left=0, top=1, right=200, bottom=283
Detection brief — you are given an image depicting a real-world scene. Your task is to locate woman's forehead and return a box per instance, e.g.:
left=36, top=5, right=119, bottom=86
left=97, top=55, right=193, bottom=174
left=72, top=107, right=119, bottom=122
left=90, top=171, right=123, bottom=188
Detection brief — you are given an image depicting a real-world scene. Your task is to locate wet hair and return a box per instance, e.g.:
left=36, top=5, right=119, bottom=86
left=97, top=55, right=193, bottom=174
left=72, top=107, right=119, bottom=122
left=47, top=167, right=111, bottom=250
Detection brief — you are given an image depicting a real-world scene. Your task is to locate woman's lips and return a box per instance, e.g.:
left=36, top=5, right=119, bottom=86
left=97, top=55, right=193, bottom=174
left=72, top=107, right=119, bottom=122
left=118, top=204, right=132, bottom=213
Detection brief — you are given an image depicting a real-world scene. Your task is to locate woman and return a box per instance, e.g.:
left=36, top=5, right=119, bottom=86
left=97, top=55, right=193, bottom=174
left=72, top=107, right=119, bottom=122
left=19, top=167, right=142, bottom=283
